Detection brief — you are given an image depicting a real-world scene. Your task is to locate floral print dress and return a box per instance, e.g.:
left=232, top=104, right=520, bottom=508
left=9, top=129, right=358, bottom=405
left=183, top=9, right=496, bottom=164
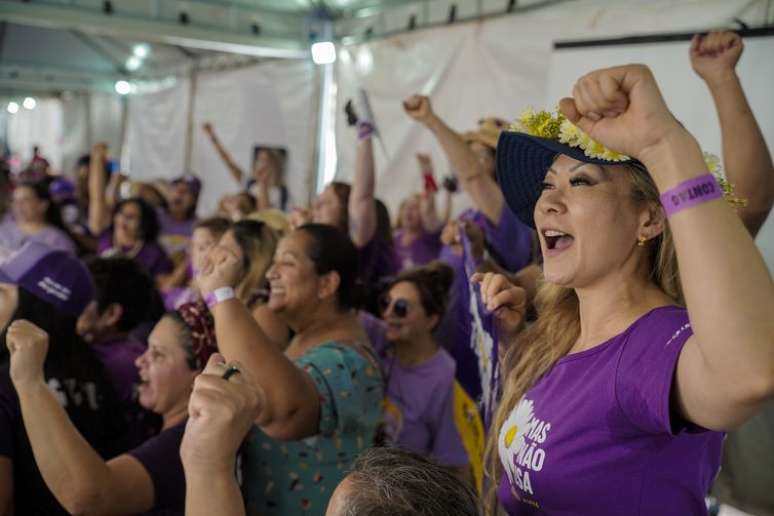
left=241, top=341, right=384, bottom=516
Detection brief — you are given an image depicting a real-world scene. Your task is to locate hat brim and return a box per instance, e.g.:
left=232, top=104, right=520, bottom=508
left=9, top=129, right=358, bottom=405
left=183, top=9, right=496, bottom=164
left=495, top=131, right=645, bottom=228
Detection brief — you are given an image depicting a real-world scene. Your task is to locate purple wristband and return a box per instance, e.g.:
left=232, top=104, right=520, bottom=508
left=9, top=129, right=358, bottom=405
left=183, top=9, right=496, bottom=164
left=357, top=121, right=374, bottom=141
left=660, top=174, right=722, bottom=217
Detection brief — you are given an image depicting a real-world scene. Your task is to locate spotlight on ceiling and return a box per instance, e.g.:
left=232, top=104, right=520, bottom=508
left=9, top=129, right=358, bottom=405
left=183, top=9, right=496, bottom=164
left=311, top=41, right=336, bottom=65
left=7, top=102, right=19, bottom=114
left=115, top=80, right=132, bottom=95
left=23, top=97, right=36, bottom=110
left=133, top=44, right=150, bottom=58
left=126, top=56, right=142, bottom=71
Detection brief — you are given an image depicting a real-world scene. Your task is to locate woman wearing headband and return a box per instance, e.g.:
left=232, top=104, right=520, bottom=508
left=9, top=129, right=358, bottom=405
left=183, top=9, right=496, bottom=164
left=6, top=302, right=218, bottom=515
left=478, top=64, right=774, bottom=515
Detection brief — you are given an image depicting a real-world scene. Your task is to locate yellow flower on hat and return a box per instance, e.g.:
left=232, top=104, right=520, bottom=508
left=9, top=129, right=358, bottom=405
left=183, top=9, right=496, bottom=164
left=702, top=152, right=747, bottom=210
left=514, top=108, right=630, bottom=162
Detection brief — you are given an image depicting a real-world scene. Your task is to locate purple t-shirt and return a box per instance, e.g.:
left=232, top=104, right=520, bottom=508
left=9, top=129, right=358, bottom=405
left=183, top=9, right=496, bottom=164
left=0, top=215, right=76, bottom=257
left=460, top=205, right=532, bottom=273
left=157, top=210, right=197, bottom=266
left=497, top=307, right=723, bottom=515
left=128, top=421, right=186, bottom=516
left=163, top=286, right=198, bottom=311
left=393, top=228, right=443, bottom=270
left=360, top=313, right=468, bottom=466
left=91, top=336, right=160, bottom=447
left=97, top=230, right=173, bottom=278
left=357, top=236, right=400, bottom=290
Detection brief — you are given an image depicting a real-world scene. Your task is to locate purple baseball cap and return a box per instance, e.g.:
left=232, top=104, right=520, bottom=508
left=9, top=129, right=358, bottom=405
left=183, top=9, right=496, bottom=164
left=171, top=174, right=202, bottom=198
left=0, top=242, right=94, bottom=316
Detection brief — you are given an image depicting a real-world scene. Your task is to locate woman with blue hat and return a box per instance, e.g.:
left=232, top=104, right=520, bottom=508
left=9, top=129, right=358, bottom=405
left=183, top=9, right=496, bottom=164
left=475, top=64, right=774, bottom=515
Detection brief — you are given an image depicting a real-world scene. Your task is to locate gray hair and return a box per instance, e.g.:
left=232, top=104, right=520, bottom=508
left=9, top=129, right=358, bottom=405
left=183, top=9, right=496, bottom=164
left=342, top=447, right=481, bottom=516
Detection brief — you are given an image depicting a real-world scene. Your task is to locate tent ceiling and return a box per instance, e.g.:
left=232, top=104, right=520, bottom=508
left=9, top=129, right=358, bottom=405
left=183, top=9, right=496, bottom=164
left=0, top=0, right=562, bottom=98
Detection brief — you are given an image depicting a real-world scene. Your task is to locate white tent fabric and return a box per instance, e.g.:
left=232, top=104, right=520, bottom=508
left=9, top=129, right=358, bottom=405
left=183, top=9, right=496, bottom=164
left=121, top=60, right=317, bottom=216
left=190, top=61, right=318, bottom=216
left=7, top=99, right=64, bottom=174
left=334, top=0, right=770, bottom=219
left=123, top=77, right=190, bottom=190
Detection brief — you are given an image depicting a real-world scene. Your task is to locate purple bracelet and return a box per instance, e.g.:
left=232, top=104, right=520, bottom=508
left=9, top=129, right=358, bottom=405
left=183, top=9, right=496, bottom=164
left=660, top=174, right=722, bottom=217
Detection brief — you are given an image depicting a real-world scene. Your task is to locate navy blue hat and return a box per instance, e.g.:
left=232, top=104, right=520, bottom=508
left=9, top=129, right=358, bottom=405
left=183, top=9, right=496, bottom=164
left=495, top=131, right=645, bottom=228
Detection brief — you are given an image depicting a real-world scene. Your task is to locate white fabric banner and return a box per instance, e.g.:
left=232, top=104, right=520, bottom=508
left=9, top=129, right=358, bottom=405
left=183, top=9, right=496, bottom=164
left=122, top=77, right=190, bottom=188
left=7, top=99, right=64, bottom=174
left=334, top=0, right=768, bottom=219
left=190, top=60, right=318, bottom=216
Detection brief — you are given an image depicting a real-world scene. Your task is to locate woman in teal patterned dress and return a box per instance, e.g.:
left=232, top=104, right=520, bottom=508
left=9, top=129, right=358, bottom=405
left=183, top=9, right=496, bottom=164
left=195, top=223, right=383, bottom=516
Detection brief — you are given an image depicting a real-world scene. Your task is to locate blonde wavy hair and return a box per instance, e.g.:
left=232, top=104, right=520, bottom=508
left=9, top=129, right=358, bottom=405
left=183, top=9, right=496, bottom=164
left=229, top=220, right=280, bottom=308
left=484, top=164, right=684, bottom=514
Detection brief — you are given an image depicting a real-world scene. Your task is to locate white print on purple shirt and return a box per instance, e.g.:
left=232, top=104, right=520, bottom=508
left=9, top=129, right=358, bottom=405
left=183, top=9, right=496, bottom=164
left=499, top=398, right=552, bottom=498
left=665, top=323, right=691, bottom=348
left=467, top=279, right=498, bottom=418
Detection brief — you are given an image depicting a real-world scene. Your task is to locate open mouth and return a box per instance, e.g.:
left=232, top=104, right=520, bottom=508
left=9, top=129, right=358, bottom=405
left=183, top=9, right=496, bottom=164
left=543, top=229, right=575, bottom=253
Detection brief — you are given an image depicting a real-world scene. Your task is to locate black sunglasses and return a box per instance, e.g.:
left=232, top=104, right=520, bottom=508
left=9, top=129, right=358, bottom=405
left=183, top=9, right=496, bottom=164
left=379, top=296, right=410, bottom=318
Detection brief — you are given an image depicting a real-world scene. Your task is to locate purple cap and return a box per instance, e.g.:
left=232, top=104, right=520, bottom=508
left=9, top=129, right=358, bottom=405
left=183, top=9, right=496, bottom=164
left=0, top=242, right=94, bottom=316
left=171, top=174, right=202, bottom=198
left=49, top=177, right=76, bottom=201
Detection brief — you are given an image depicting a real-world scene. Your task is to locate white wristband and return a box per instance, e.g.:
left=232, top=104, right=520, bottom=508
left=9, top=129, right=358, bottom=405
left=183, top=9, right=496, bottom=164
left=205, top=286, right=236, bottom=309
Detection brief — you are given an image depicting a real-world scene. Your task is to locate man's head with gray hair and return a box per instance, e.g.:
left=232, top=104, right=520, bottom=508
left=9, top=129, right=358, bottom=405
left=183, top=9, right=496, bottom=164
left=325, top=447, right=480, bottom=516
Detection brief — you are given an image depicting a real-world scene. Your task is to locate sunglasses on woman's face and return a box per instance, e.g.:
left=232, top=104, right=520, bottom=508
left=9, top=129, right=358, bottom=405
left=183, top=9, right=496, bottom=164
left=379, top=296, right=409, bottom=318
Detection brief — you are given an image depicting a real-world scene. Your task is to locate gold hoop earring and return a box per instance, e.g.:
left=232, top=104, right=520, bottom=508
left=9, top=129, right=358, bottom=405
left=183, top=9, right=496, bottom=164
left=637, top=236, right=647, bottom=247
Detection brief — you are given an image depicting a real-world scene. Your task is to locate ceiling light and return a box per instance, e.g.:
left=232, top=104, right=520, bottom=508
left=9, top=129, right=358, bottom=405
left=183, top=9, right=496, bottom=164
left=126, top=56, right=142, bottom=71
left=7, top=102, right=19, bottom=114
left=23, top=97, right=36, bottom=110
left=311, top=42, right=336, bottom=65
left=115, top=80, right=132, bottom=95
left=133, top=44, right=150, bottom=58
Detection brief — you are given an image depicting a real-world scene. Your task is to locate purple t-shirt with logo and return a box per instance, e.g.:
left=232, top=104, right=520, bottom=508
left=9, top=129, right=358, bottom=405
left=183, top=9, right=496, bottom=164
left=157, top=210, right=197, bottom=266
left=97, top=230, right=173, bottom=279
left=360, top=313, right=468, bottom=466
left=0, top=215, right=76, bottom=257
left=460, top=206, right=532, bottom=273
left=393, top=228, right=443, bottom=270
left=128, top=421, right=187, bottom=516
left=497, top=306, right=723, bottom=515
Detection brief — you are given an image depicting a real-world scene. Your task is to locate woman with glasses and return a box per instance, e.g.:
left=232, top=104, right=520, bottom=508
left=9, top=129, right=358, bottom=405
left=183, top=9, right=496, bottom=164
left=363, top=261, right=481, bottom=482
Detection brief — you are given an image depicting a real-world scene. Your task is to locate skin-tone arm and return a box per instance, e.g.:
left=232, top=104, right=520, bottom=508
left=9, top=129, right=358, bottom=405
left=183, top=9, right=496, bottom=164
left=416, top=154, right=443, bottom=232
left=404, top=96, right=504, bottom=224
left=197, top=246, right=320, bottom=440
left=181, top=354, right=261, bottom=516
left=690, top=31, right=774, bottom=238
left=348, top=132, right=378, bottom=248
left=565, top=64, right=774, bottom=431
left=251, top=303, right=291, bottom=351
left=203, top=123, right=247, bottom=187
left=158, top=258, right=191, bottom=292
left=0, top=457, right=12, bottom=516
left=441, top=189, right=453, bottom=226
left=88, top=143, right=112, bottom=236
left=6, top=320, right=155, bottom=515
left=256, top=166, right=272, bottom=212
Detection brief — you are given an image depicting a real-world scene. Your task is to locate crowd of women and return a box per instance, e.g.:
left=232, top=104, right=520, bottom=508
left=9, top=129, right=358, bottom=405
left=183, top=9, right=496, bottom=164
left=0, top=30, right=773, bottom=516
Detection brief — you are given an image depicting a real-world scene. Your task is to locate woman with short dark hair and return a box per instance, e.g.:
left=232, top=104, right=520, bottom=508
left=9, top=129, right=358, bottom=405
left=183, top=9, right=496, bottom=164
left=196, top=223, right=383, bottom=515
